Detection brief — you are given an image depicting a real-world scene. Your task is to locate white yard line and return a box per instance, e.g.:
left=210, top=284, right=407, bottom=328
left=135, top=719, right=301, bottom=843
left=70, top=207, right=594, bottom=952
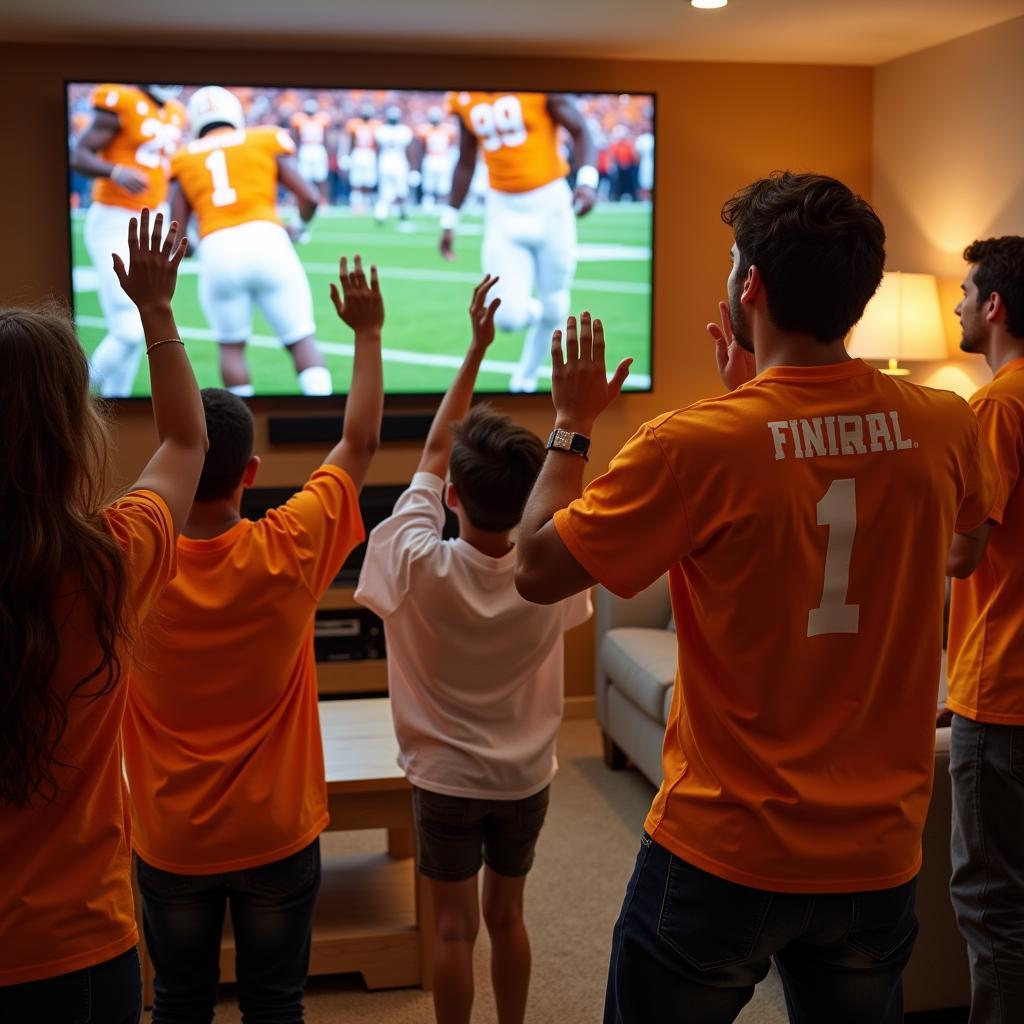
left=75, top=314, right=651, bottom=388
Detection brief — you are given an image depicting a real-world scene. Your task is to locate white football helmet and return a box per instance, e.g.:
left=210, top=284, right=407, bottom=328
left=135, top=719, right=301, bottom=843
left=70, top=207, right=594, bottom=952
left=188, top=86, right=245, bottom=136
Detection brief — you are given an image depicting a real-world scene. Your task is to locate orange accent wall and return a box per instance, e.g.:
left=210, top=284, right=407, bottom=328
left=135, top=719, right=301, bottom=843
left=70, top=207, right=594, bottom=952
left=1, top=43, right=873, bottom=697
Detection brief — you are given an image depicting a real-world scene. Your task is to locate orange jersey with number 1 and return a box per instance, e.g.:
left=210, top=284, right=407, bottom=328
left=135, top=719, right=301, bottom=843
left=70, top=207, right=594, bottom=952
left=555, top=361, right=997, bottom=893
left=171, top=126, right=295, bottom=239
left=445, top=91, right=568, bottom=194
left=90, top=84, right=185, bottom=211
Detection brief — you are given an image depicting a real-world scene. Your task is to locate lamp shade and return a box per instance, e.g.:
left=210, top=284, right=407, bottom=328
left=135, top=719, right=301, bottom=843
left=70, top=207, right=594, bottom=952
left=848, top=272, right=947, bottom=363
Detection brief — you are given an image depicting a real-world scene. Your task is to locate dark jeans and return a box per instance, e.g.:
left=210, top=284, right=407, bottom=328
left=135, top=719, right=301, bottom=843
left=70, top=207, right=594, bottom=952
left=950, top=714, right=1024, bottom=1024
left=137, top=838, right=321, bottom=1024
left=604, top=833, right=918, bottom=1024
left=0, top=946, right=141, bottom=1024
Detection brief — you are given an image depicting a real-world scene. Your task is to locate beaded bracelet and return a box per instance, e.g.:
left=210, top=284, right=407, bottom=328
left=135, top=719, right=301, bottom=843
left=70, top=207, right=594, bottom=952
left=145, top=337, right=184, bottom=355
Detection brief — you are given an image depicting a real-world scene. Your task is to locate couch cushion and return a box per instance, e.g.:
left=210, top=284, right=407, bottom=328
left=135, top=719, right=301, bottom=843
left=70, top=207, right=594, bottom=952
left=663, top=684, right=674, bottom=725
left=600, top=627, right=678, bottom=722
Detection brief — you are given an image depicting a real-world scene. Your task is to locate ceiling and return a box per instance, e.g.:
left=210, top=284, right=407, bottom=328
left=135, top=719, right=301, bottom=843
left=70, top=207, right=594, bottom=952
left=2, top=0, right=1023, bottom=65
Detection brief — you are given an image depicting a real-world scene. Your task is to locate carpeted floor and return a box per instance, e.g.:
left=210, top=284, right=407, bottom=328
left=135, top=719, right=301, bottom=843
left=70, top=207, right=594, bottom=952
left=145, top=719, right=791, bottom=1023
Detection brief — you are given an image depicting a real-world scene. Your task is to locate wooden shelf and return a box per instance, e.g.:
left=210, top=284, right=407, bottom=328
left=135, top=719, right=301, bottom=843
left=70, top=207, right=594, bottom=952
left=220, top=850, right=421, bottom=990
left=318, top=659, right=387, bottom=696
left=319, top=586, right=361, bottom=611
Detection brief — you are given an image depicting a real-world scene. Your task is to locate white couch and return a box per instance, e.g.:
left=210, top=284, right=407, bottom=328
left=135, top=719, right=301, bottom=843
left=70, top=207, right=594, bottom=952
left=595, top=576, right=970, bottom=1014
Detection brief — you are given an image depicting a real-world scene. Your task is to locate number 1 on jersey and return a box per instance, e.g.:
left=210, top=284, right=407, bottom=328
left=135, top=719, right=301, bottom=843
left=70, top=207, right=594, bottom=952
left=204, top=150, right=237, bottom=207
left=807, top=478, right=860, bottom=637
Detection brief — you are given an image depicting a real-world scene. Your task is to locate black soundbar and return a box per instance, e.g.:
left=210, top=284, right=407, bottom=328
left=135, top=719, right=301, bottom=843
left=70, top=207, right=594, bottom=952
left=268, top=414, right=433, bottom=444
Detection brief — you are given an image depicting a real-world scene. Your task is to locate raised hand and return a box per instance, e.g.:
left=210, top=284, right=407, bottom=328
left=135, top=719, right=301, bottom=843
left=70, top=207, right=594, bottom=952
left=330, top=254, right=384, bottom=336
left=551, top=312, right=632, bottom=433
left=707, top=300, right=756, bottom=392
left=468, top=274, right=501, bottom=351
left=112, top=207, right=188, bottom=311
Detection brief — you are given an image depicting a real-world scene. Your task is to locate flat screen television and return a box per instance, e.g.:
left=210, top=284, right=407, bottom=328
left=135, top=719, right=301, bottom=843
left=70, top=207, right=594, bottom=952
left=65, top=82, right=654, bottom=400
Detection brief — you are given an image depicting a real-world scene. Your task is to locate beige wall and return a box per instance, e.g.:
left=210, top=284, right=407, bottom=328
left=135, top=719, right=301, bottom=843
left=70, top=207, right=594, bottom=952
left=872, top=15, right=1024, bottom=396
left=0, top=43, right=873, bottom=696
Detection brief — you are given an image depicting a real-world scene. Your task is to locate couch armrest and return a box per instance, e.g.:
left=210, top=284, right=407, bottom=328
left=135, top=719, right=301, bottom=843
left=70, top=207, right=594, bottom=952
left=595, top=576, right=672, bottom=636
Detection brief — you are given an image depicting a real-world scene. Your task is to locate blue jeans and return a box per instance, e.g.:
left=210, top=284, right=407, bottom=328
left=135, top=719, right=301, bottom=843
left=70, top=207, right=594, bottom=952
left=0, top=946, right=141, bottom=1024
left=604, top=834, right=918, bottom=1024
left=137, top=838, right=321, bottom=1024
left=950, top=714, right=1024, bottom=1024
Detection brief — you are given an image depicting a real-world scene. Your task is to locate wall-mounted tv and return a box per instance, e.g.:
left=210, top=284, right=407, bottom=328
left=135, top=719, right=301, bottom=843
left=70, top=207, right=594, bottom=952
left=66, top=82, right=654, bottom=399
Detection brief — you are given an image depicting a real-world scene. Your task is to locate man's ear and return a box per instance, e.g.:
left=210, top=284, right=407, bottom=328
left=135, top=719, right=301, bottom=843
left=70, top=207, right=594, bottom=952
left=741, top=265, right=762, bottom=306
left=985, top=291, right=1004, bottom=326
left=445, top=481, right=459, bottom=510
left=242, top=455, right=261, bottom=488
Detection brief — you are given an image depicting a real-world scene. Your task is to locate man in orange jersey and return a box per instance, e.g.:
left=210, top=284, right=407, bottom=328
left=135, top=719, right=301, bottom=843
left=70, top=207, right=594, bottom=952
left=440, top=92, right=597, bottom=393
left=170, top=86, right=332, bottom=397
left=71, top=83, right=186, bottom=396
left=122, top=255, right=383, bottom=1022
left=944, top=236, right=1024, bottom=1024
left=514, top=172, right=999, bottom=1023
left=417, top=105, right=457, bottom=209
left=292, top=97, right=332, bottom=203
left=343, top=103, right=380, bottom=214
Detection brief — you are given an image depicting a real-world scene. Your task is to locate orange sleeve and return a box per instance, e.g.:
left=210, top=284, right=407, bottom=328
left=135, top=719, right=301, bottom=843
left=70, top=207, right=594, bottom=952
left=956, top=411, right=1001, bottom=531
left=271, top=126, right=296, bottom=156
left=553, top=424, right=695, bottom=599
left=969, top=398, right=1022, bottom=525
left=90, top=84, right=124, bottom=114
left=263, top=465, right=366, bottom=596
left=104, top=490, right=177, bottom=622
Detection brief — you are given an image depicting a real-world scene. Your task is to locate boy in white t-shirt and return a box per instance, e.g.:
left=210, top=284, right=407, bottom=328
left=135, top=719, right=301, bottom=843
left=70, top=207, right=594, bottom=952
left=355, top=275, right=592, bottom=1024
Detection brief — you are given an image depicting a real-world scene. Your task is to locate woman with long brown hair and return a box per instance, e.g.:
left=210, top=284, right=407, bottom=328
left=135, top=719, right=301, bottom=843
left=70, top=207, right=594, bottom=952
left=0, top=209, right=207, bottom=1023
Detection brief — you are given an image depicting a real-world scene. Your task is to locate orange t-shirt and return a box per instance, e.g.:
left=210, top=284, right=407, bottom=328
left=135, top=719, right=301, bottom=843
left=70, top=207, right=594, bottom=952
left=0, top=492, right=174, bottom=985
left=90, top=84, right=185, bottom=211
left=555, top=361, right=997, bottom=893
left=170, top=125, right=295, bottom=239
left=446, top=91, right=568, bottom=194
left=292, top=110, right=331, bottom=145
left=947, top=358, right=1024, bottom=724
left=123, top=467, right=364, bottom=874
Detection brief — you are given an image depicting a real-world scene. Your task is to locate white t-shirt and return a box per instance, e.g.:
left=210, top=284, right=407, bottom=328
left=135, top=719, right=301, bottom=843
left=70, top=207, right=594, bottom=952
left=355, top=472, right=592, bottom=800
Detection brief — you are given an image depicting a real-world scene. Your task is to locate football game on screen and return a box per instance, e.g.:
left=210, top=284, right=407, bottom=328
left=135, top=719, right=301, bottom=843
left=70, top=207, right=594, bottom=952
left=66, top=83, right=654, bottom=399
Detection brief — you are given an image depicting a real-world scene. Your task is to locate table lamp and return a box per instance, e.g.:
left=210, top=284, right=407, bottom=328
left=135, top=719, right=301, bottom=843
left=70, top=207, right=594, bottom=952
left=848, top=271, right=946, bottom=376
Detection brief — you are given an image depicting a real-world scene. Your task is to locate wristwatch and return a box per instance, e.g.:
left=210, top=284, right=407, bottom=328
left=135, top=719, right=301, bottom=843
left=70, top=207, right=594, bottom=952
left=547, top=428, right=591, bottom=461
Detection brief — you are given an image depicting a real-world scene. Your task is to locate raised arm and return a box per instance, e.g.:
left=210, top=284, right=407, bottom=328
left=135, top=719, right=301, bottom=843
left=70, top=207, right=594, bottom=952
left=322, top=255, right=384, bottom=490
left=417, top=275, right=501, bottom=478
left=114, top=208, right=207, bottom=535
left=515, top=313, right=631, bottom=603
left=439, top=124, right=479, bottom=262
left=547, top=94, right=598, bottom=217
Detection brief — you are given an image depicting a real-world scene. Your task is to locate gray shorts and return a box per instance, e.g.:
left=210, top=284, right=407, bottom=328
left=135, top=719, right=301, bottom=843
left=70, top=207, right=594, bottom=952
left=410, top=785, right=551, bottom=883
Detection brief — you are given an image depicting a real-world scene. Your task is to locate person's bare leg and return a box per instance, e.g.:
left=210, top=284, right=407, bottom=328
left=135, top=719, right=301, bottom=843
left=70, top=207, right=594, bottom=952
left=286, top=335, right=333, bottom=395
left=428, top=875, right=480, bottom=1024
left=219, top=341, right=253, bottom=394
left=482, top=867, right=531, bottom=1024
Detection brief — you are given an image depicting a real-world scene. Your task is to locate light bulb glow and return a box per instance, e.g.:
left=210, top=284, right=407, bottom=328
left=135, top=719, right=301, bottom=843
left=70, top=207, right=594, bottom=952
left=691, top=0, right=728, bottom=8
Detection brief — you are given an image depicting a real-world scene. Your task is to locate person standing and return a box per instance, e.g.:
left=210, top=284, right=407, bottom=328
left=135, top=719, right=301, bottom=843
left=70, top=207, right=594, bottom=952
left=945, top=235, right=1024, bottom=1024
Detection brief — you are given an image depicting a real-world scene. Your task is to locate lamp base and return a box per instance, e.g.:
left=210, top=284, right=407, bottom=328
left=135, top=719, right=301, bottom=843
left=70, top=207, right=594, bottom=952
left=880, top=357, right=911, bottom=377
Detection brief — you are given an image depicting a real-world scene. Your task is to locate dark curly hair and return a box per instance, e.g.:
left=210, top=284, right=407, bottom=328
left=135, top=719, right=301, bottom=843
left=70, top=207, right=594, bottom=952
left=963, top=236, right=1024, bottom=340
left=196, top=388, right=255, bottom=501
left=449, top=404, right=545, bottom=532
left=722, top=171, right=886, bottom=344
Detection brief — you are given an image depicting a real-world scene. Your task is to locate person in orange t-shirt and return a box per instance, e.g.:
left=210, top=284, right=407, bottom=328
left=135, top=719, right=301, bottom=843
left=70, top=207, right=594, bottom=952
left=0, top=209, right=207, bottom=1022
left=440, top=92, right=597, bottom=393
left=514, top=173, right=998, bottom=1023
left=122, top=255, right=384, bottom=1022
left=70, top=84, right=187, bottom=398
left=944, top=235, right=1024, bottom=1024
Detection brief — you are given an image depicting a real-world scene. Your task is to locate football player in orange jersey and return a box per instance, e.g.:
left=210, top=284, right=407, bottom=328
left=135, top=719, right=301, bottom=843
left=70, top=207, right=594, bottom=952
left=169, top=86, right=331, bottom=397
left=292, top=98, right=332, bottom=203
left=70, top=84, right=186, bottom=396
left=417, top=106, right=457, bottom=209
left=514, top=173, right=999, bottom=1023
left=343, top=104, right=380, bottom=215
left=944, top=236, right=1024, bottom=1024
left=440, top=92, right=597, bottom=392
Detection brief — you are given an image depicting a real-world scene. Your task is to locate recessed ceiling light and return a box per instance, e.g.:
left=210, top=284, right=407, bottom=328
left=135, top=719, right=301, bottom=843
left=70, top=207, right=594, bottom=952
left=691, top=0, right=728, bottom=8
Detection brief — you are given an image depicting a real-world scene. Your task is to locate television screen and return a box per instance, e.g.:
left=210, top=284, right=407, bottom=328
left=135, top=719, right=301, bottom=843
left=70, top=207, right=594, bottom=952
left=66, top=83, right=654, bottom=399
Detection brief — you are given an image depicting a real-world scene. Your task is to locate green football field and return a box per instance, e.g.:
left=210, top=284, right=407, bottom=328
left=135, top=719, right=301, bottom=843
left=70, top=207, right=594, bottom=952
left=70, top=203, right=653, bottom=398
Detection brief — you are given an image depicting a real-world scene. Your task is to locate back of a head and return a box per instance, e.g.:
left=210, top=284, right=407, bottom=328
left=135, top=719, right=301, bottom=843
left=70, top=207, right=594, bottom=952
left=722, top=171, right=886, bottom=343
left=0, top=306, right=128, bottom=807
left=197, top=388, right=255, bottom=502
left=449, top=405, right=545, bottom=533
left=964, top=236, right=1024, bottom=339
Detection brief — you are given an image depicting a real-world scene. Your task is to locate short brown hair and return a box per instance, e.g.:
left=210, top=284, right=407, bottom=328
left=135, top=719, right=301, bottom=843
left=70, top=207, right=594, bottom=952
left=449, top=404, right=544, bottom=532
left=196, top=389, right=255, bottom=501
left=722, top=171, right=886, bottom=343
left=963, top=236, right=1024, bottom=339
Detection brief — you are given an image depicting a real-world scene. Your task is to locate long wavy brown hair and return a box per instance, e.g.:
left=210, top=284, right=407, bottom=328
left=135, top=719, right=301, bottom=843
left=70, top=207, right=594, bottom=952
left=0, top=306, right=130, bottom=808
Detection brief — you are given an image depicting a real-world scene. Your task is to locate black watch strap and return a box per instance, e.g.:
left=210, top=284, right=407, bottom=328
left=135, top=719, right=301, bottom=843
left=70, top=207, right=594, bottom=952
left=547, top=428, right=591, bottom=461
